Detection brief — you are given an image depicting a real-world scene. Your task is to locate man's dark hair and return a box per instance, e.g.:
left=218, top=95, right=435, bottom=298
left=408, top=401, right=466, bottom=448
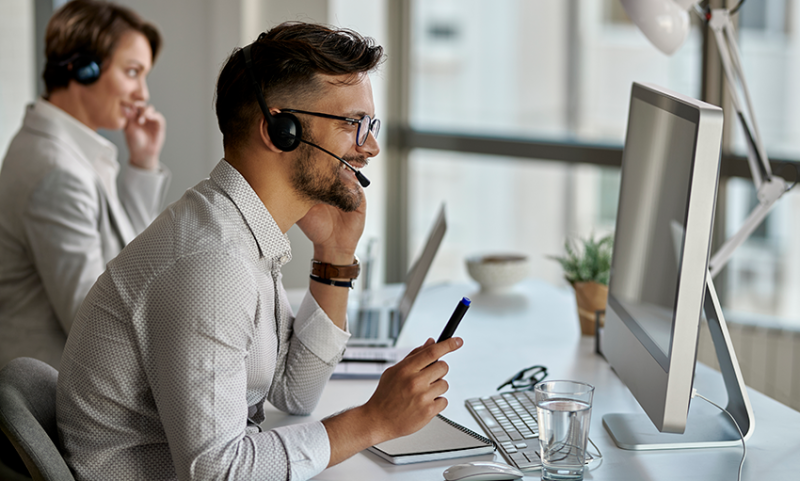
left=43, top=0, right=162, bottom=95
left=215, top=22, right=384, bottom=152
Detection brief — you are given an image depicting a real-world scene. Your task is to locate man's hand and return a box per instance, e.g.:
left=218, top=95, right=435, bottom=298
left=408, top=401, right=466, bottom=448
left=362, top=337, right=463, bottom=439
left=125, top=104, right=166, bottom=171
left=296, top=197, right=366, bottom=265
left=299, top=197, right=366, bottom=329
left=321, top=337, right=464, bottom=467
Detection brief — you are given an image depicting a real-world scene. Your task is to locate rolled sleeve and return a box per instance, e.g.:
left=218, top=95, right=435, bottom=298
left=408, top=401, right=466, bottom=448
left=273, top=421, right=331, bottom=481
left=293, top=290, right=351, bottom=364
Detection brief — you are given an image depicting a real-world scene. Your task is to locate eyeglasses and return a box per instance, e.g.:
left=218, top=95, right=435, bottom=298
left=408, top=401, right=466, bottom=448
left=281, top=109, right=380, bottom=146
left=497, top=365, right=548, bottom=391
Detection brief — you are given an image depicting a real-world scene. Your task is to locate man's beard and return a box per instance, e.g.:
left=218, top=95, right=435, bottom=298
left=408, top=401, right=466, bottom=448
left=290, top=136, right=364, bottom=212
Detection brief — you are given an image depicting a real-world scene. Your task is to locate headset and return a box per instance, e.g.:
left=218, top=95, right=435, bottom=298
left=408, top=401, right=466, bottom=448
left=58, top=53, right=102, bottom=85
left=240, top=41, right=370, bottom=188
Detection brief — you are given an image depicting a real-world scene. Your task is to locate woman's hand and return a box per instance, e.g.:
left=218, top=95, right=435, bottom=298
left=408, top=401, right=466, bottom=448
left=125, top=104, right=166, bottom=171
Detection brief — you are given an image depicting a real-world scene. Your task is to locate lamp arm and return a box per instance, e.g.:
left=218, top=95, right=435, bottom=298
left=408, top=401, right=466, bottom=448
left=703, top=8, right=790, bottom=278
left=723, top=18, right=767, bottom=164
left=708, top=175, right=788, bottom=278
left=708, top=9, right=772, bottom=189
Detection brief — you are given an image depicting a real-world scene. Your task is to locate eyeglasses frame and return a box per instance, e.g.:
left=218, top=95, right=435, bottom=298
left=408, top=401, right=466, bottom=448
left=496, top=364, right=549, bottom=391
left=281, top=108, right=380, bottom=146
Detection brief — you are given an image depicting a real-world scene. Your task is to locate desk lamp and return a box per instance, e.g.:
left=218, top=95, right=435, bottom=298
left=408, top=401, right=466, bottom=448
left=619, top=0, right=792, bottom=278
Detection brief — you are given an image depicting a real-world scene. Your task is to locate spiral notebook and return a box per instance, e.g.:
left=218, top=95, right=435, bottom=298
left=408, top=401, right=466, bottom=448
left=367, top=414, right=495, bottom=465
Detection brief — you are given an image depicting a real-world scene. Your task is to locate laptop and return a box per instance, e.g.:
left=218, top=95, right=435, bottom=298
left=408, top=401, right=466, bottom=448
left=334, top=205, right=446, bottom=377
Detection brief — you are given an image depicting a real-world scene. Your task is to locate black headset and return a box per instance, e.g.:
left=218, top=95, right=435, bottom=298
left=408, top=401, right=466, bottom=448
left=241, top=42, right=303, bottom=152
left=58, top=53, right=102, bottom=85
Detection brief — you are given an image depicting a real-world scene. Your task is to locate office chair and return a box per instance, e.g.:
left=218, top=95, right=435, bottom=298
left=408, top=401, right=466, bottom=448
left=0, top=358, right=74, bottom=481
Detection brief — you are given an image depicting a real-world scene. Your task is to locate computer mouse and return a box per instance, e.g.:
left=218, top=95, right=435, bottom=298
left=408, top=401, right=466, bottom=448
left=442, top=460, right=525, bottom=481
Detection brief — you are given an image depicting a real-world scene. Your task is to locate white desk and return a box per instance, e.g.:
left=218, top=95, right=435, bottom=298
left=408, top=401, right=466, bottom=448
left=270, top=279, right=800, bottom=480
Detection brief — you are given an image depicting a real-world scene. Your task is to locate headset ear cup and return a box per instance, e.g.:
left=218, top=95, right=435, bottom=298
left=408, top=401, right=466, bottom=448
left=71, top=55, right=101, bottom=85
left=268, top=112, right=302, bottom=151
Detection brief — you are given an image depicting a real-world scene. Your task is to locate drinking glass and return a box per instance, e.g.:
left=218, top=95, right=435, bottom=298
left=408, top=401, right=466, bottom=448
left=534, top=380, right=595, bottom=481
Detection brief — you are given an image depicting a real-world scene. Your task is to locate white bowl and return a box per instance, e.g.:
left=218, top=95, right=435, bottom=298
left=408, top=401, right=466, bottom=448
left=466, top=254, right=529, bottom=292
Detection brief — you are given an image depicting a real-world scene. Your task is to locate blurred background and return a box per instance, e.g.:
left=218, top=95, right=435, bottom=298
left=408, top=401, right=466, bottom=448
left=2, top=0, right=800, bottom=333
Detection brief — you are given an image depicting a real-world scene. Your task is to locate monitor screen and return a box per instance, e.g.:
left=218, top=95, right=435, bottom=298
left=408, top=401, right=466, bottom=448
left=608, top=94, right=698, bottom=371
left=602, top=82, right=723, bottom=436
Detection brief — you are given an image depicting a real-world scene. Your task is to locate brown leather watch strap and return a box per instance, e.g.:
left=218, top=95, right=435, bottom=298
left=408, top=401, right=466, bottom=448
left=311, top=255, right=360, bottom=280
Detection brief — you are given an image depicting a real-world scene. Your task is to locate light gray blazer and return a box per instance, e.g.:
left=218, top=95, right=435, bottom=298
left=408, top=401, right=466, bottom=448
left=0, top=99, right=170, bottom=369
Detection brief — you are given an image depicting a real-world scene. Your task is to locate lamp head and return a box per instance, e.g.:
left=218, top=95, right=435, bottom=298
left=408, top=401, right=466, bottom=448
left=619, top=0, right=695, bottom=55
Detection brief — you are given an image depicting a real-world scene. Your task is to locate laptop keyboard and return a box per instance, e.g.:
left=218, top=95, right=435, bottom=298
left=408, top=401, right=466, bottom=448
left=465, top=391, right=543, bottom=470
left=348, top=306, right=401, bottom=342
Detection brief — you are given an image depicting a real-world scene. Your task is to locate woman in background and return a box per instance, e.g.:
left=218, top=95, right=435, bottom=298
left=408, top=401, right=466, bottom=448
left=0, top=0, right=170, bottom=369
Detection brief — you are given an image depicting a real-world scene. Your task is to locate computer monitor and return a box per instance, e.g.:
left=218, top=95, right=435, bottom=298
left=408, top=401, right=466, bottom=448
left=602, top=82, right=754, bottom=450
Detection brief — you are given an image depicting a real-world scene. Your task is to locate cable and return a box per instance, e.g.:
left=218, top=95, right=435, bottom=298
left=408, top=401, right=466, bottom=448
left=692, top=389, right=746, bottom=481
left=587, top=436, right=602, bottom=463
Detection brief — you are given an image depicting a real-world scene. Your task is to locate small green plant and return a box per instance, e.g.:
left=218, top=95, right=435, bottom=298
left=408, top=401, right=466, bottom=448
left=548, top=233, right=613, bottom=286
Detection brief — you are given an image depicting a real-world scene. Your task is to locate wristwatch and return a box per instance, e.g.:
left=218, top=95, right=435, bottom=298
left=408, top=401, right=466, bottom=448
left=310, top=255, right=360, bottom=288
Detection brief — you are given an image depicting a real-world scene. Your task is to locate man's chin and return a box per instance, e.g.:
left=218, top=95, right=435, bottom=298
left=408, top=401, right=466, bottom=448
left=327, top=190, right=362, bottom=213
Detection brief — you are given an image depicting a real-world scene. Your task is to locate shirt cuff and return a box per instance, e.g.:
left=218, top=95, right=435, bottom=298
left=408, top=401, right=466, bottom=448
left=273, top=421, right=330, bottom=481
left=293, top=290, right=350, bottom=363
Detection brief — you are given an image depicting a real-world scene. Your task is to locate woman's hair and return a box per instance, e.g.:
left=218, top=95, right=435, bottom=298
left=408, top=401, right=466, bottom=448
left=43, top=0, right=162, bottom=94
left=215, top=22, right=384, bottom=152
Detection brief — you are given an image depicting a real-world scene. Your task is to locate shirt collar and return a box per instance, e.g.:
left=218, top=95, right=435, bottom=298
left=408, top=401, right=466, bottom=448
left=209, top=159, right=292, bottom=265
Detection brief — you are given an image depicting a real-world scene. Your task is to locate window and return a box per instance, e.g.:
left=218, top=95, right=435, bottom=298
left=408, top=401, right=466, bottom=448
left=401, top=0, right=800, bottom=329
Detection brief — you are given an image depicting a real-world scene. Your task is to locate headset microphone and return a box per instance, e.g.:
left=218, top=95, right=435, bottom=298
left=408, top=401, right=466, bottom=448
left=297, top=138, right=371, bottom=188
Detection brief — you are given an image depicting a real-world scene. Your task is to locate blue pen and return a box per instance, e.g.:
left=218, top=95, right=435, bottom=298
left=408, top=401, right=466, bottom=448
left=437, top=297, right=471, bottom=342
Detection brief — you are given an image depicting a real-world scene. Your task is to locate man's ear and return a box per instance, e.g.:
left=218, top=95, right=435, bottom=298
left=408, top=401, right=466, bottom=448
left=257, top=116, right=284, bottom=154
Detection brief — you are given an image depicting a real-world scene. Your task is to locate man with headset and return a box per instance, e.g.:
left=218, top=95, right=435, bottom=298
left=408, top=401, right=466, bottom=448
left=56, top=22, right=463, bottom=481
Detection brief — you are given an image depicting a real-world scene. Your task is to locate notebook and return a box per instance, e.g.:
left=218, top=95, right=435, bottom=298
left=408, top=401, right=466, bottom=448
left=367, top=414, right=495, bottom=465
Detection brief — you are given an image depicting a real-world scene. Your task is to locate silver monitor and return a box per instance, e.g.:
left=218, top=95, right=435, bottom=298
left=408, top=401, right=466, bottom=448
left=602, top=82, right=754, bottom=450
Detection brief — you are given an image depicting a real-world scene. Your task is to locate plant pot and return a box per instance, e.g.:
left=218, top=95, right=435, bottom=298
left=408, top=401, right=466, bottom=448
left=572, top=281, right=608, bottom=336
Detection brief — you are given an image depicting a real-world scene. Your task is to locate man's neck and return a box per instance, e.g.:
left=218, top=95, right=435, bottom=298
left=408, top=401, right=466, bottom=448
left=224, top=150, right=311, bottom=234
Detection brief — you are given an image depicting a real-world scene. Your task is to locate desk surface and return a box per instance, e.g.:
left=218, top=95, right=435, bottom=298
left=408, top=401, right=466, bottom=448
left=272, top=279, right=800, bottom=480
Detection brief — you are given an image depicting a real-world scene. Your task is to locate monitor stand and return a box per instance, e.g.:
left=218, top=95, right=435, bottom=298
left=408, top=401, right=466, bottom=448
left=602, top=276, right=755, bottom=450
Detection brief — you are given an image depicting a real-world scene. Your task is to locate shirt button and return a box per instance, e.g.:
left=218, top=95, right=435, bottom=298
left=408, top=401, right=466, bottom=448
left=279, top=255, right=289, bottom=264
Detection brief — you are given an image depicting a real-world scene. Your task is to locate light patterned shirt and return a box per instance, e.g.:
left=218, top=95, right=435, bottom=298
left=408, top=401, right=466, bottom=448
left=56, top=159, right=350, bottom=481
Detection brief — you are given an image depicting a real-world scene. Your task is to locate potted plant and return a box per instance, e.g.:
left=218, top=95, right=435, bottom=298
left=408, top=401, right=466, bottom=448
left=548, top=234, right=613, bottom=336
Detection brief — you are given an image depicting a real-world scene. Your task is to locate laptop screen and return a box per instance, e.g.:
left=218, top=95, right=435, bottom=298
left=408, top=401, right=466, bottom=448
left=397, top=204, right=447, bottom=326
left=348, top=204, right=447, bottom=346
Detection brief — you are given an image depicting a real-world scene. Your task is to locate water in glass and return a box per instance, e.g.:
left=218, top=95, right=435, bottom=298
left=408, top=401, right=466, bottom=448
left=536, top=398, right=592, bottom=481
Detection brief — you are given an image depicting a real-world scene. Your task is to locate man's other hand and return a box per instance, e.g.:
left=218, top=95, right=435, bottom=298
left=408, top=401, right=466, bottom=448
left=362, top=336, right=464, bottom=440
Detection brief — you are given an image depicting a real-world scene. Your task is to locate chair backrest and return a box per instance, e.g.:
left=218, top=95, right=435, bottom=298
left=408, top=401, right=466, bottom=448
left=0, top=358, right=74, bottom=481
